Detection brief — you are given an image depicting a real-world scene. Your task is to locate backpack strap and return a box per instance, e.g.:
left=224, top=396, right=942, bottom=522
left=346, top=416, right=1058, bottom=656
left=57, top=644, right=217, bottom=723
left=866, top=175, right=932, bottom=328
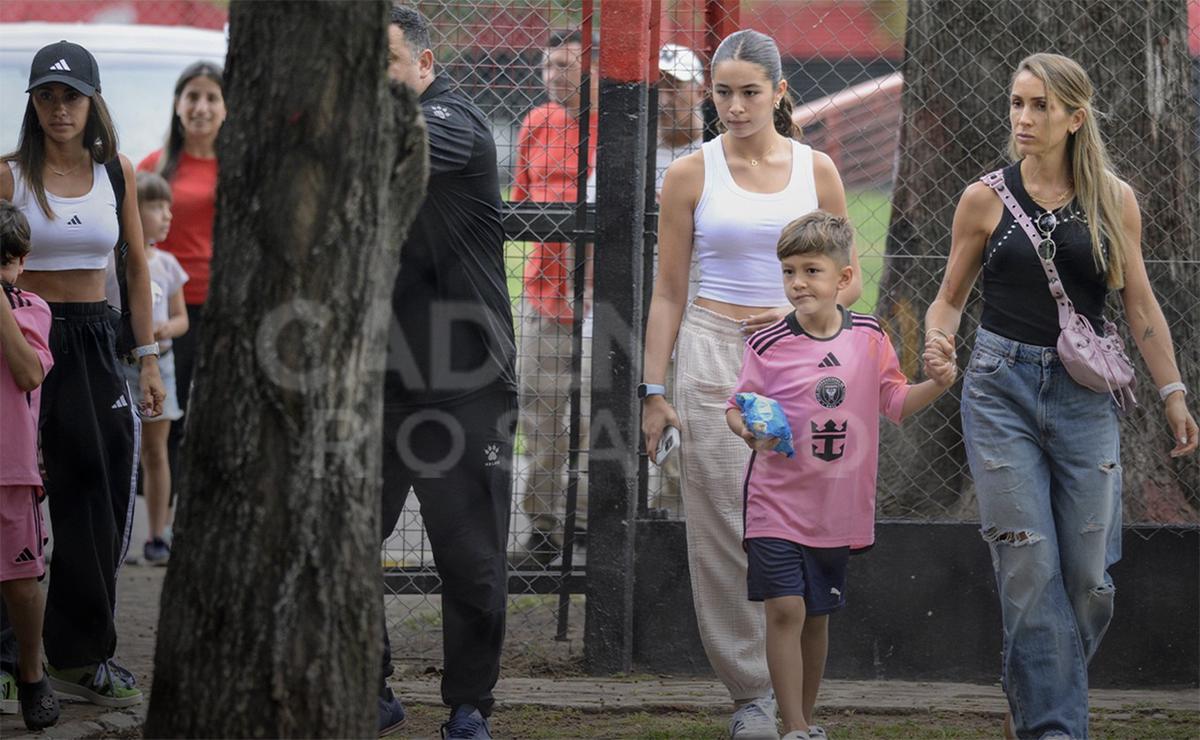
left=104, top=158, right=131, bottom=317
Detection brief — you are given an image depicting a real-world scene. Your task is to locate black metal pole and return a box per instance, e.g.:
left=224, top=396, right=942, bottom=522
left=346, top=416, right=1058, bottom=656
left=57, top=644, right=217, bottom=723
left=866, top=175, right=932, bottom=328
left=583, top=0, right=651, bottom=675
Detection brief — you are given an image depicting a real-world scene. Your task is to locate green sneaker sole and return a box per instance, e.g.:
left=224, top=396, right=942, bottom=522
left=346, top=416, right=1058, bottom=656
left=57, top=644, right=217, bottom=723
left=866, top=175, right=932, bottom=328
left=47, top=674, right=142, bottom=708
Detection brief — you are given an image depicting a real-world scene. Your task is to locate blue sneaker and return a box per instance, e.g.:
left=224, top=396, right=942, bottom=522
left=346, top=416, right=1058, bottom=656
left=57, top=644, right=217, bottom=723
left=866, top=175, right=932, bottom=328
left=378, top=686, right=406, bottom=736
left=144, top=537, right=170, bottom=565
left=441, top=704, right=491, bottom=739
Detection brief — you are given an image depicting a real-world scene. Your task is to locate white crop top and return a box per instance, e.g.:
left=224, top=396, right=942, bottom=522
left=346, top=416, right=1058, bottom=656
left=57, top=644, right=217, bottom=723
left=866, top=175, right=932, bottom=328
left=692, top=136, right=819, bottom=307
left=8, top=161, right=121, bottom=271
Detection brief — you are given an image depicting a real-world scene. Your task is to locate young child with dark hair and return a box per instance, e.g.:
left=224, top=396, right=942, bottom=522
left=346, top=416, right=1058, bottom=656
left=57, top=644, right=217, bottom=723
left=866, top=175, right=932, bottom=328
left=0, top=200, right=59, bottom=730
left=725, top=210, right=957, bottom=739
left=109, top=173, right=188, bottom=564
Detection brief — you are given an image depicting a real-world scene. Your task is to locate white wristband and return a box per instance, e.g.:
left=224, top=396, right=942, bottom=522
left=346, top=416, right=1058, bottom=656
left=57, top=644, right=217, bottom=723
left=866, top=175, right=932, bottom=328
left=132, top=342, right=160, bottom=359
left=1158, top=382, right=1187, bottom=402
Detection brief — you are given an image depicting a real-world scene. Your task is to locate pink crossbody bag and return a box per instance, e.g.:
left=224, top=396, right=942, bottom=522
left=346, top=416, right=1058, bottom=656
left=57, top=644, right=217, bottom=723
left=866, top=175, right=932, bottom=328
left=981, top=170, right=1137, bottom=411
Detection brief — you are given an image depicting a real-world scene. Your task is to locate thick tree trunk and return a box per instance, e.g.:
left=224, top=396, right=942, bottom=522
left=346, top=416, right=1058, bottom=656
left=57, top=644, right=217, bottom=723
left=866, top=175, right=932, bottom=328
left=876, top=0, right=1199, bottom=520
left=144, top=1, right=428, bottom=736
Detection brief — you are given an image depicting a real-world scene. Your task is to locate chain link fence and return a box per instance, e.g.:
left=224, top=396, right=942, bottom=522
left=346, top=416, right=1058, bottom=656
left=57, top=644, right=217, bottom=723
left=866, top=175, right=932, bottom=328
left=7, top=0, right=1196, bottom=676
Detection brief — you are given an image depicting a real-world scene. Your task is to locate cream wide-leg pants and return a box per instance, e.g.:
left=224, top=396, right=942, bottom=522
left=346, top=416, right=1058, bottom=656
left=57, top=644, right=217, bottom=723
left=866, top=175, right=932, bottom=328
left=674, top=302, right=772, bottom=702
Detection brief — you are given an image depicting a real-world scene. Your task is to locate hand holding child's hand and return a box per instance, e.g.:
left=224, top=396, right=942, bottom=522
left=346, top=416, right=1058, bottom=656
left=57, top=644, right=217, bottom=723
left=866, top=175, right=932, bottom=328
left=923, top=330, right=957, bottom=387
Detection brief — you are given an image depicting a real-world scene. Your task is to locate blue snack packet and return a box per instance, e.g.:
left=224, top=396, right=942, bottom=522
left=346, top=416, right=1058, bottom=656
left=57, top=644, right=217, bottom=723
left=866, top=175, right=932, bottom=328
left=735, top=392, right=796, bottom=457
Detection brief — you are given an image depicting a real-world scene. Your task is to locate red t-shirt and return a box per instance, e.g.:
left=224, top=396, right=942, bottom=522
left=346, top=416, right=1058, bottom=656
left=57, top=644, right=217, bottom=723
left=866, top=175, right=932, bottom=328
left=511, top=103, right=596, bottom=323
left=138, top=150, right=218, bottom=305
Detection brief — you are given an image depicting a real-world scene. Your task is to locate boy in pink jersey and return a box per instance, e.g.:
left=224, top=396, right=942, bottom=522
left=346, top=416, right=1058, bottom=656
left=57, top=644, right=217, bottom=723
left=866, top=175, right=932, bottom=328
left=0, top=201, right=59, bottom=730
left=725, top=211, right=956, bottom=739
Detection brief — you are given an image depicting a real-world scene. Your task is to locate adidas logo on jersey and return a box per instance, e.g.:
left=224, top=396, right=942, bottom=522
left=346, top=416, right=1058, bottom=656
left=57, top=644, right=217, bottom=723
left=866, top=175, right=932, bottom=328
left=50, top=59, right=72, bottom=72
left=111, top=396, right=129, bottom=410
left=817, top=352, right=841, bottom=368
left=14, top=547, right=36, bottom=564
left=66, top=215, right=82, bottom=226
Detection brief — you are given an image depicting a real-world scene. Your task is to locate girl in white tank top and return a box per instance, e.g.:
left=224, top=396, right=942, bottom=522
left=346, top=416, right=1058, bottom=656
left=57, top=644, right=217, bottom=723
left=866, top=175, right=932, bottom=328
left=639, top=29, right=862, bottom=735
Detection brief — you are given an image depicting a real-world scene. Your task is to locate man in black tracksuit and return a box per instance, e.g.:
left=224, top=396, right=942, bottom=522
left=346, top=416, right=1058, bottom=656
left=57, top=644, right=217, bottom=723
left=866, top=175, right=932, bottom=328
left=377, top=6, right=517, bottom=739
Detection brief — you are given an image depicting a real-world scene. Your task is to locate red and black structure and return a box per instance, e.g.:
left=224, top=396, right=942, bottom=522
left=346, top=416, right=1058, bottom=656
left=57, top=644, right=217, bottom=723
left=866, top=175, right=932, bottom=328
left=583, top=0, right=655, bottom=675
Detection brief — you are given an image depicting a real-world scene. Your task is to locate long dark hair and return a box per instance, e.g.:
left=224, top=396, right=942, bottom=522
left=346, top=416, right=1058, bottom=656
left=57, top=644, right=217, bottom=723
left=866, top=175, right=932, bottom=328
left=157, top=61, right=224, bottom=181
left=2, top=90, right=119, bottom=220
left=711, top=29, right=799, bottom=139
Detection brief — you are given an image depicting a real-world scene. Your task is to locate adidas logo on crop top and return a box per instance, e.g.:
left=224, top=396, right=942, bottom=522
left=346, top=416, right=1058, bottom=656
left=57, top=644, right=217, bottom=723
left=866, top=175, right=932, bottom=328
left=729, top=307, right=907, bottom=551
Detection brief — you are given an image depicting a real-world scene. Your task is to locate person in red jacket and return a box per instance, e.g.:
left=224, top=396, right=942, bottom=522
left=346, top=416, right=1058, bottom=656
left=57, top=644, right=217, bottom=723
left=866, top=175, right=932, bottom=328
left=510, top=28, right=597, bottom=565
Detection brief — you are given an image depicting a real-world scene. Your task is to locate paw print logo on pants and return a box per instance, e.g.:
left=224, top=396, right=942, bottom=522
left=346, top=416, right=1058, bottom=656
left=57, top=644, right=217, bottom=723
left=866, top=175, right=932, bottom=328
left=484, top=443, right=500, bottom=467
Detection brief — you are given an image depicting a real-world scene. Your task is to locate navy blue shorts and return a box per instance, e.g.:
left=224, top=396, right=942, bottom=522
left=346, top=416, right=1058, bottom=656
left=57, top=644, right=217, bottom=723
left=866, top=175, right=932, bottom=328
left=745, top=537, right=849, bottom=614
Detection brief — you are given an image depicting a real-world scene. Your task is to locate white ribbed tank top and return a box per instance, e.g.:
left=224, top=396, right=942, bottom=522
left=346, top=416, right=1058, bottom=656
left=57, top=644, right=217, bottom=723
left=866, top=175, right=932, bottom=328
left=692, top=136, right=819, bottom=307
left=8, top=160, right=121, bottom=271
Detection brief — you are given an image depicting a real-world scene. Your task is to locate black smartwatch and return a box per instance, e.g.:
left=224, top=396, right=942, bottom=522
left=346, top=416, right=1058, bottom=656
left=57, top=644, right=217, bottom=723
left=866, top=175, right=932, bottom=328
left=637, top=383, right=666, bottom=399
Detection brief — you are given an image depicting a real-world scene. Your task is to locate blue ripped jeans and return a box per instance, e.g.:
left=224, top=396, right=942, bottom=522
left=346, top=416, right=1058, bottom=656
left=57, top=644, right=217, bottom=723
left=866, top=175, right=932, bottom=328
left=961, top=328, right=1122, bottom=740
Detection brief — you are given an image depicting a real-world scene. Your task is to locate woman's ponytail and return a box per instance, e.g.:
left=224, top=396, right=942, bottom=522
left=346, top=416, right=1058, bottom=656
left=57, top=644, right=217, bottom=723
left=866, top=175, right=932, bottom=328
left=775, top=92, right=800, bottom=139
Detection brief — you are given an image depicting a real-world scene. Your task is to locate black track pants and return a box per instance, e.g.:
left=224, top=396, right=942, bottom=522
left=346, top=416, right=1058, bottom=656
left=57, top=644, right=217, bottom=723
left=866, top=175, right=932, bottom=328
left=378, top=388, right=516, bottom=715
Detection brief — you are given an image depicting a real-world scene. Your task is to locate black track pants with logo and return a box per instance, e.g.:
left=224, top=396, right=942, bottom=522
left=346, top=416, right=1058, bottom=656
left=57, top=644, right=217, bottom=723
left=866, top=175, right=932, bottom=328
left=41, top=302, right=139, bottom=668
left=378, top=388, right=516, bottom=716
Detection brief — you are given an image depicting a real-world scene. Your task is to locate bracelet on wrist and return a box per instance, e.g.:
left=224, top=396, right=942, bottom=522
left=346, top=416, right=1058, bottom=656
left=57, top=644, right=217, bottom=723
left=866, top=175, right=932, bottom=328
left=925, top=328, right=952, bottom=341
left=1158, top=382, right=1187, bottom=402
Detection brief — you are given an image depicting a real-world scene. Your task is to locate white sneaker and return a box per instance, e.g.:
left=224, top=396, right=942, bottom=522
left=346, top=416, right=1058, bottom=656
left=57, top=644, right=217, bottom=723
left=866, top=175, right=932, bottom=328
left=808, top=726, right=828, bottom=739
left=781, top=732, right=810, bottom=740
left=729, top=693, right=779, bottom=739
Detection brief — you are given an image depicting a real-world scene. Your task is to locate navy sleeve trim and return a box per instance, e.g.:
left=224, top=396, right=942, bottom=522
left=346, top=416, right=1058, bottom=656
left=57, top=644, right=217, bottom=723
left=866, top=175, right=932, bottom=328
left=749, top=321, right=791, bottom=355
left=851, top=313, right=884, bottom=335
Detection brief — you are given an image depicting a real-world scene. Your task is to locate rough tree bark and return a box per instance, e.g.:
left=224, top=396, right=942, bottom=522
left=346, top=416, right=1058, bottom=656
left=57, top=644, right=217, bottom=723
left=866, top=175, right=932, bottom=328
left=144, top=1, right=428, bottom=736
left=876, top=0, right=1199, bottom=520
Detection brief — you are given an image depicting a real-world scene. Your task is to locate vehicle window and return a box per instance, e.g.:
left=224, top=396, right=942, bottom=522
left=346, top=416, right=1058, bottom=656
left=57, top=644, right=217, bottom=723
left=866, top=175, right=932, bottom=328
left=1, top=51, right=222, bottom=165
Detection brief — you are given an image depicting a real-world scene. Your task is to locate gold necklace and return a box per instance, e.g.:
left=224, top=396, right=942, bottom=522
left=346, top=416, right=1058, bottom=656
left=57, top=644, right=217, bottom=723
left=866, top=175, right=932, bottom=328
left=47, top=161, right=83, bottom=177
left=1028, top=181, right=1073, bottom=209
left=744, top=138, right=778, bottom=167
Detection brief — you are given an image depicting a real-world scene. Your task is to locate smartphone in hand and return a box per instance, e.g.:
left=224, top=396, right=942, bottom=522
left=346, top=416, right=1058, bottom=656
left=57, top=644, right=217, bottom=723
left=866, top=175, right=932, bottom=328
left=656, top=425, right=680, bottom=464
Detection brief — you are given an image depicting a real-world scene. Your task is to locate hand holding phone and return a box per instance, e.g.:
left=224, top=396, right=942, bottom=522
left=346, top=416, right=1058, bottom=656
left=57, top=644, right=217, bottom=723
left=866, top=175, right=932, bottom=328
left=656, top=425, right=680, bottom=464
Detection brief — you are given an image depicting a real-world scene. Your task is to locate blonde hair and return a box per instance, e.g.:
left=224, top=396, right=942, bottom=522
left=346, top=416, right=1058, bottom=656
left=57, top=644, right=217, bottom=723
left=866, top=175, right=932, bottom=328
left=1008, top=53, right=1127, bottom=289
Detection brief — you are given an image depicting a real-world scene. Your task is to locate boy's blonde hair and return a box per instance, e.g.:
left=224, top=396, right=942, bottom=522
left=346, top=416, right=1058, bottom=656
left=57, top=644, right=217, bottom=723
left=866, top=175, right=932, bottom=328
left=0, top=200, right=31, bottom=266
left=777, top=210, right=853, bottom=267
left=136, top=171, right=173, bottom=205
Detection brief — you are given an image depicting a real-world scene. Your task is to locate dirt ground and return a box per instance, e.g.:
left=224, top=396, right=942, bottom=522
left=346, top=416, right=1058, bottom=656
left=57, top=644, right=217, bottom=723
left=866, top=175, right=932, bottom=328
left=3, top=566, right=1196, bottom=739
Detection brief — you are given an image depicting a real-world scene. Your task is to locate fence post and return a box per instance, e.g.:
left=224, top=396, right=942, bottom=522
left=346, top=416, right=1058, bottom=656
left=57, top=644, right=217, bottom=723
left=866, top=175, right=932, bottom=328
left=584, top=0, right=652, bottom=675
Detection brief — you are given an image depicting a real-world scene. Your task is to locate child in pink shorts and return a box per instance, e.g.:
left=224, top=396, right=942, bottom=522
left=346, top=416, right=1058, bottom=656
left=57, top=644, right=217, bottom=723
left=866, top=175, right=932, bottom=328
left=0, top=201, right=59, bottom=730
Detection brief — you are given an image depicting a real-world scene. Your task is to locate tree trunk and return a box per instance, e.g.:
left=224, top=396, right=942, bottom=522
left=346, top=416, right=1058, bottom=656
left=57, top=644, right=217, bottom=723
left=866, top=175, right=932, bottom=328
left=144, top=2, right=428, bottom=736
left=876, top=0, right=1198, bottom=520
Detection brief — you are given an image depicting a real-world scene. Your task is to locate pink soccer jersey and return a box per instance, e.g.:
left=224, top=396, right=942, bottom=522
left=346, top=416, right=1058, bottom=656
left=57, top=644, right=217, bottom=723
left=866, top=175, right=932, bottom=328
left=0, top=288, right=54, bottom=487
left=726, top=308, right=910, bottom=549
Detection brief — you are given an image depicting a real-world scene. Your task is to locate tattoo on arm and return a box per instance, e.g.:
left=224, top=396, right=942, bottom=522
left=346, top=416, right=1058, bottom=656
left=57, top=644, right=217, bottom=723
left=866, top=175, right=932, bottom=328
left=1143, top=326, right=1156, bottom=341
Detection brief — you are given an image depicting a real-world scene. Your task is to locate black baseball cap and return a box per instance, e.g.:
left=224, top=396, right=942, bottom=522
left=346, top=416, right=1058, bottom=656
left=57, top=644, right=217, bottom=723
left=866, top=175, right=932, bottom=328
left=26, top=40, right=101, bottom=97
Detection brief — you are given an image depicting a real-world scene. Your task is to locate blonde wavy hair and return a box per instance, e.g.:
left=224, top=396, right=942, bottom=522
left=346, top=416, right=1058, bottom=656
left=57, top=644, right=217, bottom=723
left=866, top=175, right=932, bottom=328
left=1008, top=53, right=1128, bottom=289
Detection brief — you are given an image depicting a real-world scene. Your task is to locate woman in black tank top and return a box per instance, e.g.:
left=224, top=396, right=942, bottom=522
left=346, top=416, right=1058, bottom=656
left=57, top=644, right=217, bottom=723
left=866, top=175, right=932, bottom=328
left=924, top=53, right=1196, bottom=739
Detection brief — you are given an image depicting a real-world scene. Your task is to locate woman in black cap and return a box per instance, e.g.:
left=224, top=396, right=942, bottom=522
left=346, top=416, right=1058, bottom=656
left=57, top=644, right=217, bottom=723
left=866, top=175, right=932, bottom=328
left=1, top=39, right=163, bottom=709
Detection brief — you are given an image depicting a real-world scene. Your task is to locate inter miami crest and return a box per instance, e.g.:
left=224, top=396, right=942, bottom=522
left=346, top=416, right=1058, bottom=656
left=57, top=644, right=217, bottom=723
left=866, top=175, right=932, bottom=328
left=811, top=419, right=847, bottom=462
left=815, top=377, right=846, bottom=409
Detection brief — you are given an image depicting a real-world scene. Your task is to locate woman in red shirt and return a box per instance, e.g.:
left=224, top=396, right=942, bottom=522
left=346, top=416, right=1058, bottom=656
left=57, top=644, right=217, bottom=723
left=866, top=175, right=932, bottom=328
left=138, top=61, right=224, bottom=473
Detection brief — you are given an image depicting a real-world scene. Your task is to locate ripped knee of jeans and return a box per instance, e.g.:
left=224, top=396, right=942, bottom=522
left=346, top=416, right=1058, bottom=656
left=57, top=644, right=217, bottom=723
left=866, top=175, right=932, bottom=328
left=980, top=525, right=1045, bottom=547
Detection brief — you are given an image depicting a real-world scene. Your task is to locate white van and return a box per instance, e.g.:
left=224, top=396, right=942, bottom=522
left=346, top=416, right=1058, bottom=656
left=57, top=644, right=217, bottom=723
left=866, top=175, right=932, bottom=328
left=0, top=22, right=226, bottom=163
